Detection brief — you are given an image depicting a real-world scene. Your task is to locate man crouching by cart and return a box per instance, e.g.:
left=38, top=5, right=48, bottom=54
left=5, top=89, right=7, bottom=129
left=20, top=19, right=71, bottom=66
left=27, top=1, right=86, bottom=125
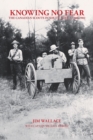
left=7, top=40, right=23, bottom=90
left=37, top=51, right=47, bottom=92
left=49, top=44, right=67, bottom=92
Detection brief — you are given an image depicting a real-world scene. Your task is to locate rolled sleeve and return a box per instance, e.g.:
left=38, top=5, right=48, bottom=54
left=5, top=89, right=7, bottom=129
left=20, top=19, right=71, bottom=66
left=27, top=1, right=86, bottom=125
left=62, top=53, right=67, bottom=62
left=68, top=50, right=73, bottom=56
left=60, top=52, right=67, bottom=63
left=84, top=48, right=88, bottom=54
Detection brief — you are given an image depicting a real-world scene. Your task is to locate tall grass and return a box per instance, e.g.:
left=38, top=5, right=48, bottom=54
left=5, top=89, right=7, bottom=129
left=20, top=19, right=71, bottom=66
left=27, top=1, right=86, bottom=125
left=0, top=78, right=93, bottom=139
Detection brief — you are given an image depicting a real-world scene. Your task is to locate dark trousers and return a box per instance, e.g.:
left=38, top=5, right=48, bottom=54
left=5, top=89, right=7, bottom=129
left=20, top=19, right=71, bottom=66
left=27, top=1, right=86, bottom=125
left=78, top=64, right=91, bottom=86
left=10, top=62, right=22, bottom=88
left=37, top=80, right=42, bottom=91
left=49, top=83, right=59, bottom=91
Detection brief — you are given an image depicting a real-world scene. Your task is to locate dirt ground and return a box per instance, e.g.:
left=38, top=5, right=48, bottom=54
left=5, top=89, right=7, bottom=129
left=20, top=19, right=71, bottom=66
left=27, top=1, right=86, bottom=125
left=0, top=78, right=93, bottom=140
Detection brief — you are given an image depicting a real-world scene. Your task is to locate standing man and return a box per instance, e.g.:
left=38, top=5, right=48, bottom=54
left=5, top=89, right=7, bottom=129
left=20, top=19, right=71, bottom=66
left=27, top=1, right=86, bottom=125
left=68, top=42, right=76, bottom=63
left=49, top=44, right=67, bottom=92
left=73, top=39, right=91, bottom=87
left=8, top=40, right=23, bottom=90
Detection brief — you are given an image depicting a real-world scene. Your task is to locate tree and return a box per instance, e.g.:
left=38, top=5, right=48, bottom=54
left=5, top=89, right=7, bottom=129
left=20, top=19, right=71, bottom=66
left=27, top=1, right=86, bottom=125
left=46, top=16, right=85, bottom=64
left=0, top=18, right=22, bottom=76
left=82, top=21, right=93, bottom=56
left=47, top=17, right=84, bottom=49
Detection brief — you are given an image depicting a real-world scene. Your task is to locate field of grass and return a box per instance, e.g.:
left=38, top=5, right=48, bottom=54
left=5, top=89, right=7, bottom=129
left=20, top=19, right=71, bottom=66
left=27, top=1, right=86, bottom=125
left=0, top=77, right=93, bottom=140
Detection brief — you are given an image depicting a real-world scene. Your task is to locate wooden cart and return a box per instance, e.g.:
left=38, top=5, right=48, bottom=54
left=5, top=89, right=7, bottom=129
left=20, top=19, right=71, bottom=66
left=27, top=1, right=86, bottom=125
left=25, top=54, right=80, bottom=98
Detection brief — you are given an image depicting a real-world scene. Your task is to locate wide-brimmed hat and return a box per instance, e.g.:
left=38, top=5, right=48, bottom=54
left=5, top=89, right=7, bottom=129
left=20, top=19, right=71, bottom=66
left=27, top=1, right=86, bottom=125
left=71, top=42, right=75, bottom=45
left=11, top=40, right=19, bottom=45
left=49, top=45, right=58, bottom=52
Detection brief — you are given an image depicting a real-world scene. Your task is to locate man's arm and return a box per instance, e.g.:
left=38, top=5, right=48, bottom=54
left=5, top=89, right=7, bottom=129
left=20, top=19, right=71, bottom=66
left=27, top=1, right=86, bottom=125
left=72, top=49, right=77, bottom=63
left=68, top=50, right=74, bottom=56
left=19, top=50, right=23, bottom=61
left=7, top=50, right=12, bottom=61
left=84, top=48, right=89, bottom=59
left=13, top=50, right=23, bottom=61
left=60, top=52, right=67, bottom=63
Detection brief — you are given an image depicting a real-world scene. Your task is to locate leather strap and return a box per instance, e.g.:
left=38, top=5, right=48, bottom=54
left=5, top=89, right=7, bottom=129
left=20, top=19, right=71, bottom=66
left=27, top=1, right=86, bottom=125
left=11, top=49, right=18, bottom=60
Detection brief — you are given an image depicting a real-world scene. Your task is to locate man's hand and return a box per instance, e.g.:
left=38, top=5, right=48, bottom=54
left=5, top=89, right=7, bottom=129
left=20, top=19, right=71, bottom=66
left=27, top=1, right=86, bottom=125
left=68, top=50, right=74, bottom=56
left=84, top=53, right=89, bottom=58
left=7, top=56, right=12, bottom=61
left=86, top=54, right=89, bottom=58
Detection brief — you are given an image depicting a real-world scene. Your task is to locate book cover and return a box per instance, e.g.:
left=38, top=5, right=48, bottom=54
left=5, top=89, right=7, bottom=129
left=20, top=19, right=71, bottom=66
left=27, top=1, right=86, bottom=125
left=0, top=0, right=93, bottom=140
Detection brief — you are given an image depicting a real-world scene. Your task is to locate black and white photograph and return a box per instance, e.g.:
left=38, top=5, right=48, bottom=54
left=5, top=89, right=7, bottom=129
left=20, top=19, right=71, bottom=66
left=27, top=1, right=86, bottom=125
left=0, top=0, right=93, bottom=139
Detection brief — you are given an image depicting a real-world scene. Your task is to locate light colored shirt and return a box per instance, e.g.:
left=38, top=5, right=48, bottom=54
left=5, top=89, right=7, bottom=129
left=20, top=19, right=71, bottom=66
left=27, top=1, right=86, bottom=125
left=73, top=47, right=88, bottom=65
left=58, top=51, right=67, bottom=63
left=68, top=49, right=75, bottom=56
left=37, top=57, right=43, bottom=69
left=37, top=51, right=67, bottom=70
left=8, top=49, right=23, bottom=61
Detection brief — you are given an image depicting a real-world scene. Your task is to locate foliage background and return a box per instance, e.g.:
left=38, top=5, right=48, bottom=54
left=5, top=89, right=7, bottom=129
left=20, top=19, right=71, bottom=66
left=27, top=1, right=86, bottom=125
left=0, top=17, right=93, bottom=76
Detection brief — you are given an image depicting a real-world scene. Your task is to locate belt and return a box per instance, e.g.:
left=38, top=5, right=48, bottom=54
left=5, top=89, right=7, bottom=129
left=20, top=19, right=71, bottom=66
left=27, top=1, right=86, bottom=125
left=11, top=60, right=22, bottom=63
left=77, top=57, right=86, bottom=59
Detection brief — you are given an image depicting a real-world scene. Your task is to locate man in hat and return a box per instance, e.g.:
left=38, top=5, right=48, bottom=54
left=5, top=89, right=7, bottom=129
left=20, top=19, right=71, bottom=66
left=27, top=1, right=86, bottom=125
left=8, top=40, right=23, bottom=89
left=68, top=42, right=76, bottom=63
left=73, top=39, right=91, bottom=87
left=49, top=44, right=67, bottom=92
left=49, top=45, right=67, bottom=62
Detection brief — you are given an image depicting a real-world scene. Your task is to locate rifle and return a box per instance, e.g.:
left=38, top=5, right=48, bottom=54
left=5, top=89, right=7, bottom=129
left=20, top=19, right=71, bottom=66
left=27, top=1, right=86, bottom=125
left=8, top=49, right=21, bottom=63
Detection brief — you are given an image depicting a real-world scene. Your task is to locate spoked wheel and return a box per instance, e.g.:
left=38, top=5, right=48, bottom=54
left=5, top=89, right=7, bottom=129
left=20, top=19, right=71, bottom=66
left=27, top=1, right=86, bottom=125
left=64, top=62, right=80, bottom=94
left=71, top=62, right=80, bottom=93
left=25, top=63, right=37, bottom=98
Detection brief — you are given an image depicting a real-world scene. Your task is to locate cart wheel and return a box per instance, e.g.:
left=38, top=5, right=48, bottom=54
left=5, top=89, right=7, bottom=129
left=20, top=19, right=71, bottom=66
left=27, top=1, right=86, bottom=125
left=71, top=62, right=80, bottom=93
left=25, top=63, right=37, bottom=98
